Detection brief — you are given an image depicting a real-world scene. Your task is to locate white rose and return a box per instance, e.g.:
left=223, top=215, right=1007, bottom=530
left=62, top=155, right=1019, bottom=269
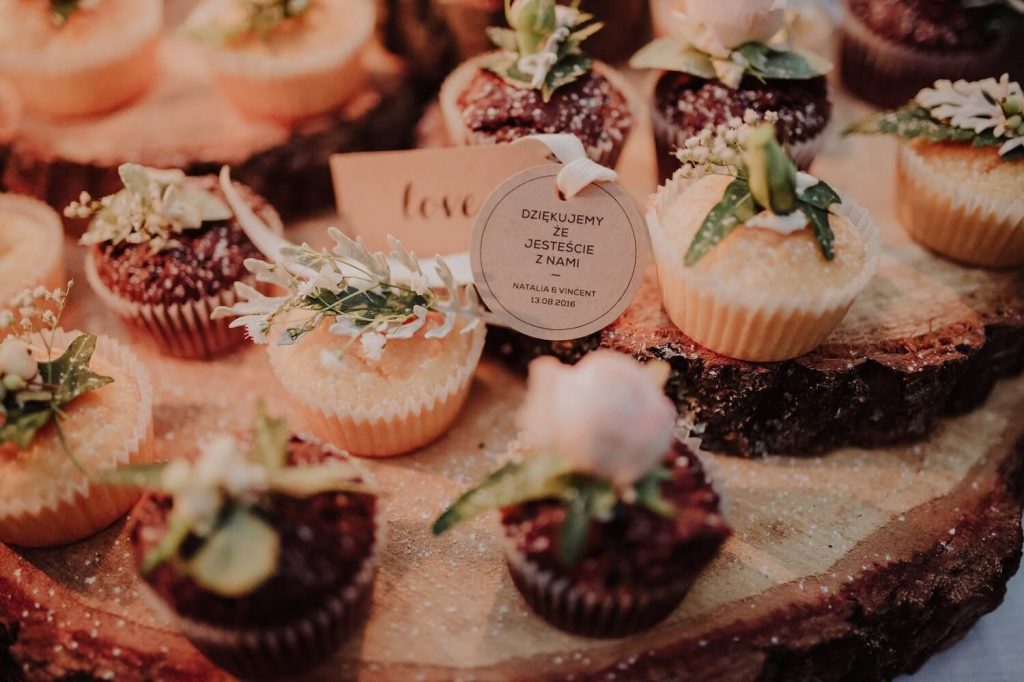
left=663, top=0, right=787, bottom=59
left=519, top=351, right=678, bottom=488
left=0, top=338, right=38, bottom=382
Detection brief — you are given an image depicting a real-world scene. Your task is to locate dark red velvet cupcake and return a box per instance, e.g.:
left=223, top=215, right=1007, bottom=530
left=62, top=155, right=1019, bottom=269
left=71, top=168, right=281, bottom=359
left=652, top=72, right=831, bottom=183
left=129, top=433, right=381, bottom=679
left=439, top=0, right=635, bottom=167
left=501, top=442, right=729, bottom=638
left=839, top=0, right=1013, bottom=108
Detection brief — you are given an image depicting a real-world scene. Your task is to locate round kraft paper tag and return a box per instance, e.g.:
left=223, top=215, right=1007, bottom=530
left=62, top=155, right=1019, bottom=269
left=471, top=165, right=650, bottom=341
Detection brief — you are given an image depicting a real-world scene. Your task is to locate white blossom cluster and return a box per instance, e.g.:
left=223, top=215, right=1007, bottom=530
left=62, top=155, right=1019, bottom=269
left=673, top=109, right=781, bottom=180
left=917, top=74, right=1024, bottom=158
left=0, top=282, right=72, bottom=416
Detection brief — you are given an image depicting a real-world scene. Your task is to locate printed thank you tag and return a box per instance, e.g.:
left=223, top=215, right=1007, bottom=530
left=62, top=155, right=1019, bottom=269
left=471, top=165, right=650, bottom=341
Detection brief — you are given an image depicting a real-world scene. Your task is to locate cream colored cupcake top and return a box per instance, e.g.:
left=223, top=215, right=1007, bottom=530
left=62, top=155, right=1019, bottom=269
left=186, top=0, right=376, bottom=75
left=0, top=340, right=148, bottom=517
left=906, top=140, right=1023, bottom=204
left=268, top=316, right=481, bottom=408
left=658, top=174, right=867, bottom=297
left=0, top=195, right=64, bottom=307
left=0, top=0, right=162, bottom=72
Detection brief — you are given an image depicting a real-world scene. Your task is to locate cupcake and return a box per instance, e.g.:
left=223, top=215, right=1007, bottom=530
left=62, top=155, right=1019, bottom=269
left=0, top=194, right=64, bottom=311
left=185, top=0, right=377, bottom=122
left=0, top=0, right=161, bottom=118
left=439, top=0, right=635, bottom=167
left=0, top=79, right=19, bottom=184
left=214, top=214, right=486, bottom=457
left=649, top=120, right=880, bottom=362
left=434, top=351, right=730, bottom=638
left=849, top=74, right=1024, bottom=268
left=111, top=407, right=381, bottom=678
left=632, top=0, right=832, bottom=183
left=68, top=164, right=283, bottom=359
left=0, top=285, right=155, bottom=547
left=839, top=0, right=1018, bottom=109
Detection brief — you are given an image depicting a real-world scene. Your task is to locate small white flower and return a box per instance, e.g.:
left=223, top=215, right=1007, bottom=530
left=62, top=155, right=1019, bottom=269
left=359, top=332, right=388, bottom=361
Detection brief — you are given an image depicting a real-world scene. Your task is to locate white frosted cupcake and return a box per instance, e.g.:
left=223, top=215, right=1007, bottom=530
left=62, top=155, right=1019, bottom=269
left=216, top=224, right=486, bottom=457
left=0, top=294, right=154, bottom=547
left=0, top=194, right=64, bottom=310
left=649, top=121, right=879, bottom=362
left=851, top=75, right=1024, bottom=268
left=185, top=0, right=376, bottom=122
left=0, top=0, right=161, bottom=118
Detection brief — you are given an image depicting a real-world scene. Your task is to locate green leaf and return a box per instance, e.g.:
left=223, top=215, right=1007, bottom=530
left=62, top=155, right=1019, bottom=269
left=140, top=512, right=193, bottom=576
left=48, top=0, right=80, bottom=26
left=432, top=456, right=572, bottom=535
left=186, top=507, right=280, bottom=597
left=247, top=401, right=289, bottom=470
left=266, top=462, right=374, bottom=498
left=684, top=177, right=756, bottom=266
left=736, top=42, right=832, bottom=80
left=486, top=26, right=520, bottom=52
left=39, top=333, right=114, bottom=406
left=542, top=53, right=592, bottom=102
left=99, top=463, right=168, bottom=491
left=557, top=477, right=615, bottom=567
left=629, top=38, right=716, bottom=79
left=799, top=202, right=836, bottom=261
left=745, top=125, right=798, bottom=215
left=847, top=104, right=982, bottom=144
left=634, top=467, right=676, bottom=518
left=0, top=410, right=53, bottom=450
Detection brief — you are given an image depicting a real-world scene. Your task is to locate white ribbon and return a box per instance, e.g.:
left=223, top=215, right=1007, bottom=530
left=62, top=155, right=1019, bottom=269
left=516, top=134, right=618, bottom=200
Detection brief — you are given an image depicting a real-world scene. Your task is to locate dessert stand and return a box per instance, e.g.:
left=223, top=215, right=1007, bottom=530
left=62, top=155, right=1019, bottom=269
left=0, top=71, right=1022, bottom=682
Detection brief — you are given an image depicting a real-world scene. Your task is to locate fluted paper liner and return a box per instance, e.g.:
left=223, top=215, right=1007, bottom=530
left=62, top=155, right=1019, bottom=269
left=439, top=55, right=638, bottom=168
left=0, top=330, right=155, bottom=547
left=896, top=143, right=1024, bottom=268
left=138, top=509, right=385, bottom=678
left=648, top=173, right=881, bottom=362
left=270, top=324, right=487, bottom=458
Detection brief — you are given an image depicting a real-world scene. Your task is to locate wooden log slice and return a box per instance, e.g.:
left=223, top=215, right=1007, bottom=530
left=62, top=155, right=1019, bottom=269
left=0, top=237, right=1022, bottom=681
left=489, top=106, right=1024, bottom=457
left=1, top=38, right=423, bottom=225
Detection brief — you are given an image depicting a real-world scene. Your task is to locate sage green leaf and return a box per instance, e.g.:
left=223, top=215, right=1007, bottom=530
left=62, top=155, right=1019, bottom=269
left=99, top=463, right=168, bottom=491
left=117, top=164, right=152, bottom=196
left=566, top=21, right=603, bottom=52
left=140, top=512, right=193, bottom=576
left=846, top=104, right=980, bottom=144
left=634, top=467, right=676, bottom=518
left=187, top=507, right=280, bottom=597
left=266, top=463, right=375, bottom=498
left=557, top=477, right=615, bottom=567
left=38, top=333, right=115, bottom=406
left=629, top=38, right=716, bottom=79
left=799, top=202, right=835, bottom=261
left=684, top=177, right=756, bottom=266
left=432, top=456, right=572, bottom=535
left=486, top=26, right=519, bottom=52
left=247, top=401, right=289, bottom=469
left=0, top=410, right=53, bottom=450
left=737, top=42, right=832, bottom=80
left=177, top=185, right=233, bottom=224
left=745, top=124, right=798, bottom=215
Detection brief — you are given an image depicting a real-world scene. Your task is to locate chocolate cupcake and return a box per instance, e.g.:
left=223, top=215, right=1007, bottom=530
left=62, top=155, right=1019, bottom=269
left=67, top=164, right=282, bottom=359
left=632, top=0, right=832, bottom=183
left=434, top=351, right=730, bottom=638
left=439, top=0, right=635, bottom=167
left=839, top=0, right=1018, bottom=109
left=113, top=408, right=381, bottom=678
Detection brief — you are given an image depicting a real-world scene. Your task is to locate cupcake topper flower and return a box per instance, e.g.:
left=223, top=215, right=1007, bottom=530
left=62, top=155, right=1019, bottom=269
left=848, top=74, right=1024, bottom=161
left=433, top=351, right=680, bottom=567
left=632, top=0, right=830, bottom=89
left=484, top=0, right=604, bottom=102
left=48, top=0, right=100, bottom=26
left=66, top=164, right=233, bottom=252
left=213, top=168, right=481, bottom=362
left=674, top=114, right=841, bottom=264
left=188, top=0, right=312, bottom=45
left=0, top=282, right=114, bottom=472
left=103, top=405, right=374, bottom=597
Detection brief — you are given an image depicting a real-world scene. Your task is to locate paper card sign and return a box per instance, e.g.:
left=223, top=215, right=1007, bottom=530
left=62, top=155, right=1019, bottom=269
left=471, top=165, right=651, bottom=341
left=330, top=143, right=552, bottom=255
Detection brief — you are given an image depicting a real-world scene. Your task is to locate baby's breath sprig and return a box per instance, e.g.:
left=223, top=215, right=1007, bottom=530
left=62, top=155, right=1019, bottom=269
left=213, top=229, right=481, bottom=361
left=672, top=109, right=779, bottom=181
left=65, top=164, right=233, bottom=253
left=0, top=282, right=114, bottom=473
left=188, top=0, right=311, bottom=46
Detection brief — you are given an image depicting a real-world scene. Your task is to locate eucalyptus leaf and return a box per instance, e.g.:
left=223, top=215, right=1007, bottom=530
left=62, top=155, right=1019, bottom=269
left=187, top=506, right=280, bottom=597
left=684, top=178, right=756, bottom=266
left=629, top=38, right=716, bottom=79
left=737, top=43, right=832, bottom=80
left=432, top=456, right=572, bottom=535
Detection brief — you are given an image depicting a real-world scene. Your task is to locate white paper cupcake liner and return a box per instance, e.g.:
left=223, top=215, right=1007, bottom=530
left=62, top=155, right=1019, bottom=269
left=270, top=324, right=486, bottom=457
left=647, top=174, right=881, bottom=362
left=897, top=143, right=1024, bottom=268
left=0, top=330, right=155, bottom=547
left=85, top=256, right=257, bottom=360
left=439, top=55, right=638, bottom=168
left=139, top=510, right=385, bottom=678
